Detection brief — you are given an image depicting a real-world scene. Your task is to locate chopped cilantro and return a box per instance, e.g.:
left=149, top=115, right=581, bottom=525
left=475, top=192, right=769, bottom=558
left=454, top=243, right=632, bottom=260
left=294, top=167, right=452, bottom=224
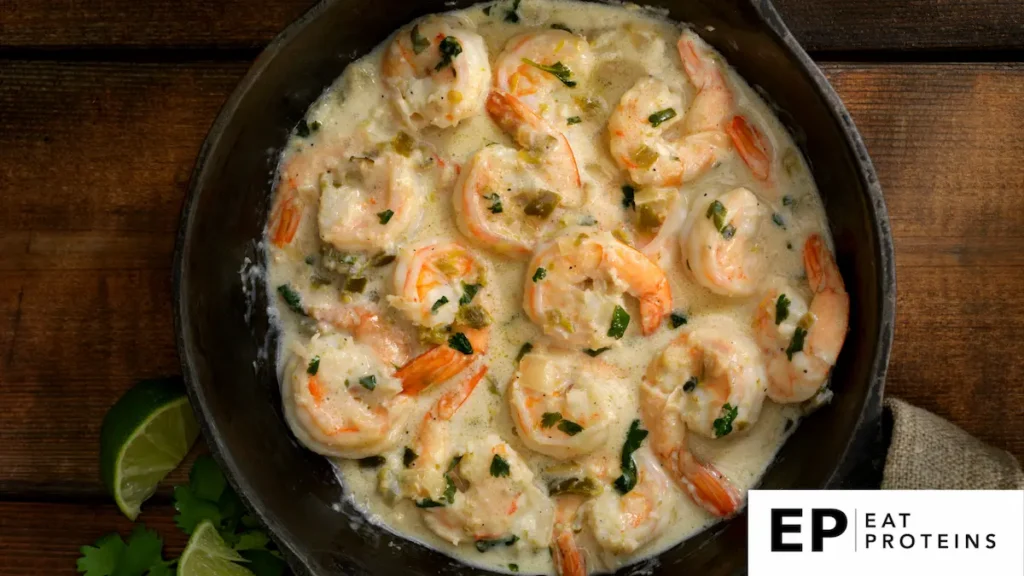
left=306, top=355, right=320, bottom=376
left=377, top=209, right=394, bottom=225
left=431, top=296, right=449, bottom=314
left=277, top=284, right=304, bottom=315
left=584, top=347, right=610, bottom=357
left=532, top=267, right=547, bottom=282
left=523, top=58, right=577, bottom=87
left=358, top=375, right=377, bottom=390
left=459, top=283, right=481, bottom=305
left=490, top=454, right=511, bottom=477
left=557, top=419, right=584, bottom=436
left=621, top=184, right=636, bottom=210
left=435, top=36, right=462, bottom=71
left=607, top=305, right=630, bottom=339
left=670, top=312, right=688, bottom=328
left=509, top=563, right=520, bottom=573
left=775, top=293, right=791, bottom=325
left=475, top=534, right=519, bottom=552
left=567, top=115, right=582, bottom=125
left=448, top=332, right=474, bottom=355
left=786, top=326, right=807, bottom=360
left=613, top=419, right=649, bottom=494
left=410, top=24, right=430, bottom=54
left=541, top=412, right=562, bottom=428
left=404, top=447, right=418, bottom=467
left=706, top=199, right=728, bottom=232
left=713, top=403, right=739, bottom=437
left=648, top=108, right=677, bottom=127
left=484, top=192, right=503, bottom=214
left=772, top=212, right=786, bottom=228
left=504, top=0, right=522, bottom=23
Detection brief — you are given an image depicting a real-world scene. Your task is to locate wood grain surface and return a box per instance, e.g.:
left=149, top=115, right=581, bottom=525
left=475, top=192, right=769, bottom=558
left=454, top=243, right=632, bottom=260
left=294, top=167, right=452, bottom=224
left=1, top=0, right=1022, bottom=51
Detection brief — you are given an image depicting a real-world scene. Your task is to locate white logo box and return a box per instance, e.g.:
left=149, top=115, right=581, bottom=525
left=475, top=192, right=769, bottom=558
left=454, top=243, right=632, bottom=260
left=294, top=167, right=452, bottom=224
left=748, top=490, right=1024, bottom=575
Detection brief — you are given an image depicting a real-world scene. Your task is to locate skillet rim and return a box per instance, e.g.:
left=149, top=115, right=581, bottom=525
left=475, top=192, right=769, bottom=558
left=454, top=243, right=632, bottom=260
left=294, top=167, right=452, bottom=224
left=173, top=0, right=896, bottom=572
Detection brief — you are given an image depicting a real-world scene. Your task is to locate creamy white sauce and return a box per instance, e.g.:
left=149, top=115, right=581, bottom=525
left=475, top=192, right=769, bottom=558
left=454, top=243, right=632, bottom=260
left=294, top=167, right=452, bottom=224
left=265, top=1, right=831, bottom=573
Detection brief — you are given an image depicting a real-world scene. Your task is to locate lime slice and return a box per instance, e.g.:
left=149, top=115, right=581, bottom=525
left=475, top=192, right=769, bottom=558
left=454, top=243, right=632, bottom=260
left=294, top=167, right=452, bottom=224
left=100, top=377, right=200, bottom=520
left=178, top=520, right=254, bottom=576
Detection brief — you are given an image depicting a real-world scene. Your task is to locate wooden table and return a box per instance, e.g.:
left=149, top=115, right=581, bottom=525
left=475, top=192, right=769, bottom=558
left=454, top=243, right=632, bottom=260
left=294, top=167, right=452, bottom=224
left=1, top=0, right=1022, bottom=572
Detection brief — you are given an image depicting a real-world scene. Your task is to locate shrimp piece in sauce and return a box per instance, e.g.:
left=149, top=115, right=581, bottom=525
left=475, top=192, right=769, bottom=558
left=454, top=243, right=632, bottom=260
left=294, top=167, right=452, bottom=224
left=754, top=234, right=849, bottom=403
left=508, top=348, right=628, bottom=460
left=524, top=228, right=671, bottom=349
left=454, top=91, right=582, bottom=257
left=382, top=16, right=491, bottom=129
left=583, top=450, right=674, bottom=556
left=389, top=241, right=491, bottom=329
left=684, top=187, right=766, bottom=297
left=495, top=30, right=594, bottom=114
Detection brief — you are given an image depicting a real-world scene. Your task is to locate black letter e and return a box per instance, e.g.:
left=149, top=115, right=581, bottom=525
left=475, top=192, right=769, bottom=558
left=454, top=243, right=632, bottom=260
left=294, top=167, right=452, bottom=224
left=771, top=508, right=803, bottom=552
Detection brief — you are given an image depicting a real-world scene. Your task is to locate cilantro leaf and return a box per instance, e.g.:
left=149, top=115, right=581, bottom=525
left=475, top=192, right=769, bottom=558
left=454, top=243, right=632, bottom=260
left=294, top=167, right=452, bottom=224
left=557, top=419, right=584, bottom=436
left=523, top=59, right=576, bottom=87
left=173, top=485, right=222, bottom=535
left=234, top=530, right=271, bottom=551
left=239, top=549, right=287, bottom=576
left=713, top=403, right=739, bottom=437
left=77, top=533, right=125, bottom=576
left=540, top=412, right=562, bottom=428
left=490, top=454, right=511, bottom=477
left=435, top=36, right=463, bottom=71
left=189, top=455, right=226, bottom=502
left=145, top=563, right=174, bottom=576
left=613, top=419, right=649, bottom=494
left=118, top=525, right=164, bottom=576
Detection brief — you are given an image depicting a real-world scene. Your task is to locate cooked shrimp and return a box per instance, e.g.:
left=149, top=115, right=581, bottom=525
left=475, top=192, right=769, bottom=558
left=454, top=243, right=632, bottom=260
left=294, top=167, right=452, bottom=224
left=641, top=342, right=743, bottom=517
left=495, top=30, right=594, bottom=112
left=551, top=497, right=587, bottom=576
left=646, top=318, right=767, bottom=439
left=608, top=31, right=732, bottom=187
left=754, top=234, right=849, bottom=403
left=269, top=137, right=350, bottom=249
left=454, top=91, right=582, bottom=257
left=389, top=241, right=491, bottom=328
left=583, top=450, right=674, bottom=556
left=684, top=187, right=766, bottom=297
left=422, top=434, right=555, bottom=548
left=397, top=365, right=487, bottom=505
left=508, top=348, right=628, bottom=459
left=523, top=228, right=672, bottom=349
left=382, top=16, right=491, bottom=129
left=282, top=333, right=415, bottom=459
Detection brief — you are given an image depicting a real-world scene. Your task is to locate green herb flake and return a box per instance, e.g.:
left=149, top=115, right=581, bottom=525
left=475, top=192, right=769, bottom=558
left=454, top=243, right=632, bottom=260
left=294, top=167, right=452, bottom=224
left=416, top=476, right=456, bottom=508
left=532, top=267, right=547, bottom=282
left=516, top=342, right=534, bottom=362
left=547, top=476, right=602, bottom=496
left=509, top=564, right=520, bottom=573
left=344, top=276, right=367, bottom=293
left=772, top=212, right=786, bottom=229
left=448, top=332, right=474, bottom=355
left=613, top=419, right=649, bottom=494
left=358, top=455, right=386, bottom=468
left=435, top=36, right=463, bottom=71
left=415, top=498, right=445, bottom=509
left=475, top=534, right=519, bottom=552
left=504, top=0, right=522, bottom=23
left=295, top=119, right=312, bottom=138
left=490, top=454, right=511, bottom=477
left=706, top=199, right=728, bottom=231
left=567, top=116, right=582, bottom=125
left=683, top=376, right=698, bottom=392
left=607, top=305, right=630, bottom=339
left=648, top=107, right=677, bottom=127
left=483, top=192, right=504, bottom=214
left=306, top=355, right=320, bottom=376
left=459, top=283, right=481, bottom=306
left=557, top=419, right=584, bottom=436
left=775, top=293, right=791, bottom=325
left=621, top=184, right=636, bottom=210
left=712, top=403, right=739, bottom=437
left=357, top=375, right=377, bottom=390
left=410, top=24, right=430, bottom=55
left=403, top=447, right=418, bottom=467
left=277, top=284, right=305, bottom=315
left=782, top=195, right=795, bottom=207
left=377, top=209, right=395, bottom=225
left=431, top=296, right=450, bottom=314
left=522, top=58, right=576, bottom=88
left=584, top=347, right=610, bottom=357
left=786, top=326, right=807, bottom=360
left=669, top=312, right=687, bottom=328
left=540, top=412, right=562, bottom=428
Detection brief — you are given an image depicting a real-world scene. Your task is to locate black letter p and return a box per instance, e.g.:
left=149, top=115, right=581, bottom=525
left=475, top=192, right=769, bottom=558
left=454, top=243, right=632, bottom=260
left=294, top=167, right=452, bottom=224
left=811, top=508, right=848, bottom=552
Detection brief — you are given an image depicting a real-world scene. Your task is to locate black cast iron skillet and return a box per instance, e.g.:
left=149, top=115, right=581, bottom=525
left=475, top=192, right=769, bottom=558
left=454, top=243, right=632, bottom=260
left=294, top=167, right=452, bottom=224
left=174, top=0, right=896, bottom=573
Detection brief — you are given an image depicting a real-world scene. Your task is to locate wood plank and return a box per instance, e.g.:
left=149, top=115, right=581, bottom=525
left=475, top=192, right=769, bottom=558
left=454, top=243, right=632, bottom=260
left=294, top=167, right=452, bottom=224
left=0, top=501, right=186, bottom=575
left=0, top=61, right=1020, bottom=497
left=0, top=0, right=1021, bottom=51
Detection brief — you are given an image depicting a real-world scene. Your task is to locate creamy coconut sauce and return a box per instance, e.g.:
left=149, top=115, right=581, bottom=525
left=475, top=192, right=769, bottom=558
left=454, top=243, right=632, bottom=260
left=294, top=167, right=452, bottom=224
left=265, top=1, right=841, bottom=574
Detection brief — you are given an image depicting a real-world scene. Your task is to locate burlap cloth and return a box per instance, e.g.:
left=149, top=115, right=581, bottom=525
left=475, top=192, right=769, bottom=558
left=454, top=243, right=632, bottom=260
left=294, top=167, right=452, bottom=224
left=882, top=398, right=1023, bottom=489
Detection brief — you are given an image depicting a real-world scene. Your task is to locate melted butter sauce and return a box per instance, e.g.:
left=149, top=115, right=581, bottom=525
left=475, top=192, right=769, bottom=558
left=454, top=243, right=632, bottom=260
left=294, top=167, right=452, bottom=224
left=266, top=1, right=830, bottom=573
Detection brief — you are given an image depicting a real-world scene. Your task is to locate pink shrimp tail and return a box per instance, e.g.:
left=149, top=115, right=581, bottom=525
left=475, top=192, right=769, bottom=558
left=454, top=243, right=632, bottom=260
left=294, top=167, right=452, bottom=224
left=673, top=449, right=742, bottom=518
left=804, top=234, right=846, bottom=294
left=434, top=365, right=487, bottom=420
left=397, top=327, right=490, bottom=395
left=485, top=90, right=581, bottom=188
left=552, top=529, right=586, bottom=576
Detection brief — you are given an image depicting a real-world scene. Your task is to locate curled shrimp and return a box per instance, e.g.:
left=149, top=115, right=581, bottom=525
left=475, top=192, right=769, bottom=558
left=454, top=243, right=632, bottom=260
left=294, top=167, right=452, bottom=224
left=684, top=187, right=766, bottom=297
left=551, top=496, right=587, bottom=576
left=523, top=228, right=672, bottom=349
left=422, top=434, right=555, bottom=548
left=641, top=343, right=743, bottom=517
left=282, top=332, right=416, bottom=459
left=382, top=16, right=491, bottom=129
left=754, top=234, right=849, bottom=403
left=583, top=450, right=674, bottom=556
left=269, top=136, right=350, bottom=249
left=508, top=347, right=628, bottom=460
left=495, top=30, right=594, bottom=113
left=388, top=241, right=491, bottom=329
left=646, top=318, right=767, bottom=440
left=454, top=91, right=582, bottom=257
left=318, top=150, right=426, bottom=253
left=608, top=31, right=732, bottom=187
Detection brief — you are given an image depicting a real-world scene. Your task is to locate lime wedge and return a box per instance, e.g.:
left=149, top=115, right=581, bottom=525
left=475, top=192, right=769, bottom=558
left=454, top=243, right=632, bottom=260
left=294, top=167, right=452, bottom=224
left=178, top=520, right=254, bottom=576
left=100, top=377, right=200, bottom=520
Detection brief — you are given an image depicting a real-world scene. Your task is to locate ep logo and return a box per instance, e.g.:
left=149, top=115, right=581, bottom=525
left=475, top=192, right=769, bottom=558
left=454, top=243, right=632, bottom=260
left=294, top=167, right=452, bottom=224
left=770, top=508, right=848, bottom=552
